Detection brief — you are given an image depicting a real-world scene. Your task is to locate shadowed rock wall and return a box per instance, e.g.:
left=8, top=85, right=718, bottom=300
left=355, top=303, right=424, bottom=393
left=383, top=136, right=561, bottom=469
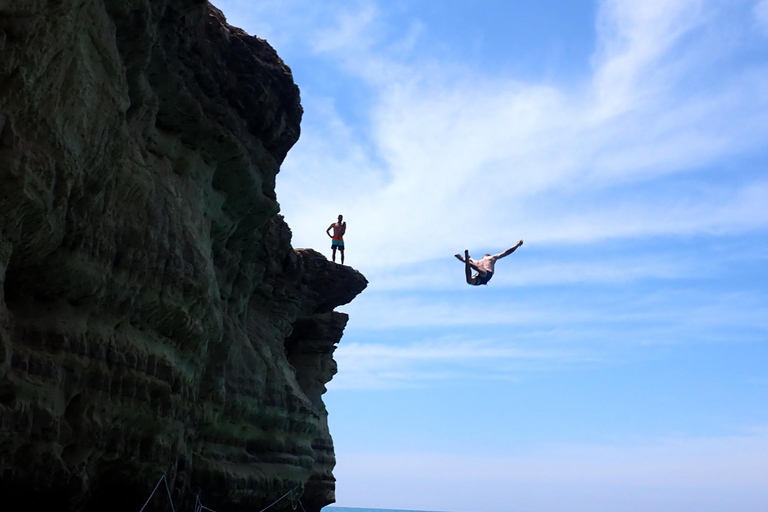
left=0, top=1, right=366, bottom=511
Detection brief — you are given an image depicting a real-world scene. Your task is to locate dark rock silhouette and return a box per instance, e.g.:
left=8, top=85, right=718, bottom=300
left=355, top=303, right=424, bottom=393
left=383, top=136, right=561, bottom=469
left=0, top=1, right=366, bottom=511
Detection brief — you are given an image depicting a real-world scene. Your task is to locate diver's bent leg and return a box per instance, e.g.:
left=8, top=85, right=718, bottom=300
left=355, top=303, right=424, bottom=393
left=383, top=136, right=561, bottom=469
left=464, top=250, right=474, bottom=284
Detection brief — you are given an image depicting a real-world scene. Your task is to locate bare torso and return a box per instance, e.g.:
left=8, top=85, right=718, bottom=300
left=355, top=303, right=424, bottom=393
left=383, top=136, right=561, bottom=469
left=330, top=222, right=346, bottom=239
left=471, top=255, right=497, bottom=274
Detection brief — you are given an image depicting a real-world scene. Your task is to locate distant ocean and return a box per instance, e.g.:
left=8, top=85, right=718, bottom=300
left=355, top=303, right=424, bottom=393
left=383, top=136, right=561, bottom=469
left=324, top=508, right=445, bottom=512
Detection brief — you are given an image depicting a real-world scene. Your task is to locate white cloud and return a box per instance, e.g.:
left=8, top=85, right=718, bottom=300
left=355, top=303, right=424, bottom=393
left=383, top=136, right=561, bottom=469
left=312, top=3, right=379, bottom=54
left=330, top=338, right=586, bottom=390
left=330, top=287, right=768, bottom=390
left=362, top=256, right=694, bottom=292
left=272, top=0, right=768, bottom=271
left=342, top=286, right=768, bottom=331
left=591, top=0, right=707, bottom=117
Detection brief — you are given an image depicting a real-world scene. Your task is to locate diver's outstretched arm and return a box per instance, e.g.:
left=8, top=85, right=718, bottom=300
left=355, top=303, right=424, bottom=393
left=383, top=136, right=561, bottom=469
left=493, top=239, right=523, bottom=260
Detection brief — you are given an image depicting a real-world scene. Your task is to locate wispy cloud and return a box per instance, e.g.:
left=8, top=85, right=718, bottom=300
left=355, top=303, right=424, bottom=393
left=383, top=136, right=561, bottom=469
left=755, top=0, right=768, bottom=35
left=267, top=0, right=768, bottom=271
left=333, top=285, right=768, bottom=389
left=342, top=287, right=768, bottom=331
left=312, top=3, right=379, bottom=54
left=331, top=337, right=588, bottom=390
left=362, top=257, right=692, bottom=292
left=591, top=0, right=707, bottom=117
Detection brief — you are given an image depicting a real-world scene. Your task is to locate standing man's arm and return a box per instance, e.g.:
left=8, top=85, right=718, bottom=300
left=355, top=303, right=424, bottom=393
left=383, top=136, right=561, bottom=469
left=492, top=239, right=524, bottom=260
left=326, top=224, right=334, bottom=238
left=340, top=222, right=346, bottom=236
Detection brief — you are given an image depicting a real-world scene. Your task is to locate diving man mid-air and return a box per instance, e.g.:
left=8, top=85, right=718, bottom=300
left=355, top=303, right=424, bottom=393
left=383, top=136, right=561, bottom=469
left=454, top=240, right=523, bottom=286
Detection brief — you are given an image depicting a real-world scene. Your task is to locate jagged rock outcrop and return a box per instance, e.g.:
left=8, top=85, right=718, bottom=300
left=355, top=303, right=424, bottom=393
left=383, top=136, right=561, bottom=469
left=0, top=2, right=366, bottom=512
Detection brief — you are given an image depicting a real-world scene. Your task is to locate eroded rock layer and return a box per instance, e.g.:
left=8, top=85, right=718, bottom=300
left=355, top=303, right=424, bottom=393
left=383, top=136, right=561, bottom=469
left=0, top=2, right=366, bottom=511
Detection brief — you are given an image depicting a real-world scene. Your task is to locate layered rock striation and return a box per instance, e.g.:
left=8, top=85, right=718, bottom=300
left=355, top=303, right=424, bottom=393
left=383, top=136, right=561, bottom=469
left=0, top=2, right=366, bottom=511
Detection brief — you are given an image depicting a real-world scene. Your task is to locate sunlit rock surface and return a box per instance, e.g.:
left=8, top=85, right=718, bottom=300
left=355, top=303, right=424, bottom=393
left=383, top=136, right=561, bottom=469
left=0, top=1, right=366, bottom=511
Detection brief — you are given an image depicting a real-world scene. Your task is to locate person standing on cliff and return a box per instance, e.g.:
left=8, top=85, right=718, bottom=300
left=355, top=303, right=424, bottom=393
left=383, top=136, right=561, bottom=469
left=326, top=214, right=347, bottom=264
left=454, top=240, right=523, bottom=286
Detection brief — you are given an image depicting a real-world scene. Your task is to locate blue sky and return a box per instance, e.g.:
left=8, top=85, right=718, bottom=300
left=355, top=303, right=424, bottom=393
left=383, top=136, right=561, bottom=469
left=213, top=1, right=768, bottom=511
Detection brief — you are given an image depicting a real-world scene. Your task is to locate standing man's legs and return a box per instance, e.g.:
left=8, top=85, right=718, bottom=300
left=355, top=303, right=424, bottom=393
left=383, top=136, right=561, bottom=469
left=331, top=240, right=344, bottom=263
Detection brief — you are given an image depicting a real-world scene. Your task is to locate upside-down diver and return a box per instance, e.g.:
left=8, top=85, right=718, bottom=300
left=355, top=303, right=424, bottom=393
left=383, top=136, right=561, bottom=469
left=454, top=240, right=523, bottom=286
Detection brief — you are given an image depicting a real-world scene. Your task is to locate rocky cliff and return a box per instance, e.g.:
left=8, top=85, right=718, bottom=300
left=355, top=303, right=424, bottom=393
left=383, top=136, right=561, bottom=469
left=0, top=1, right=366, bottom=511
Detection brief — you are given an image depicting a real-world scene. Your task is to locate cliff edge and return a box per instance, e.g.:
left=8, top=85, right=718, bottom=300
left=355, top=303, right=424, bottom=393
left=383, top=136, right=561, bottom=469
left=0, top=1, right=366, bottom=511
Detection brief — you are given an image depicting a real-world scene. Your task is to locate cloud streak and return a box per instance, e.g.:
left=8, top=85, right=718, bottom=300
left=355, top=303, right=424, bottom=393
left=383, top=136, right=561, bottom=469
left=755, top=0, right=768, bottom=35
left=331, top=337, right=589, bottom=390
left=342, top=286, right=768, bottom=331
left=333, top=285, right=768, bottom=389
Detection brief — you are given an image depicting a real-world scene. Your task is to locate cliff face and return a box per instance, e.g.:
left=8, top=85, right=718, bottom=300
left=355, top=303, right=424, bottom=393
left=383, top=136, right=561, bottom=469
left=0, top=2, right=366, bottom=511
